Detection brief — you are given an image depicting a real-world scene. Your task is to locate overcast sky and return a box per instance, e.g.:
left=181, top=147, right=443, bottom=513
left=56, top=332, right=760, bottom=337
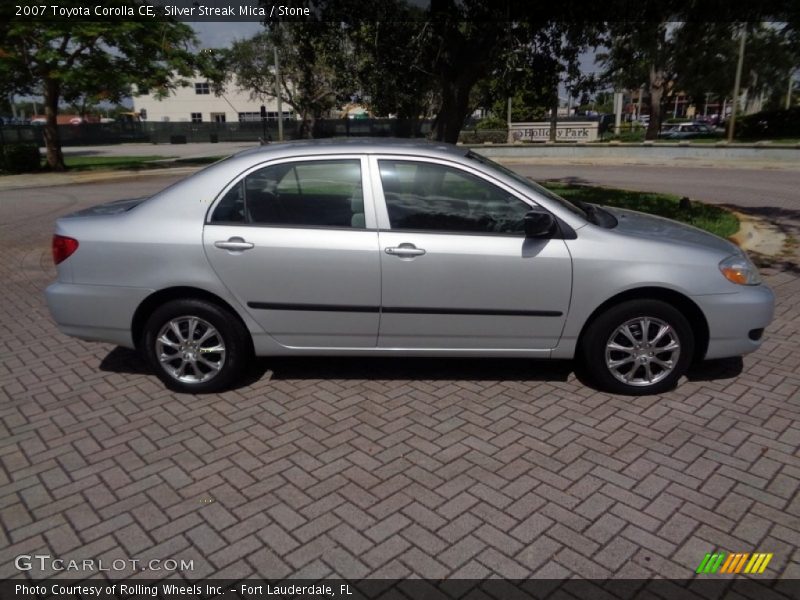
left=190, top=22, right=264, bottom=47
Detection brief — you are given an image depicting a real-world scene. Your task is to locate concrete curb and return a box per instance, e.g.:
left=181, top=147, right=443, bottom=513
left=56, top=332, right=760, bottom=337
left=0, top=166, right=201, bottom=192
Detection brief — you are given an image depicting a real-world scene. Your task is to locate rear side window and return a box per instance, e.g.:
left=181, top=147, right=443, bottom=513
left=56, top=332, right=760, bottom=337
left=378, top=160, right=530, bottom=234
left=210, top=159, right=365, bottom=229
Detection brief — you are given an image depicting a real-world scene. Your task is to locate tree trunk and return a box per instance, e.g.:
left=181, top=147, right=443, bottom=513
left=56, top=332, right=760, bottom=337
left=43, top=80, right=65, bottom=171
left=645, top=66, right=664, bottom=141
left=549, top=91, right=559, bottom=142
left=432, top=80, right=472, bottom=144
left=299, top=110, right=314, bottom=139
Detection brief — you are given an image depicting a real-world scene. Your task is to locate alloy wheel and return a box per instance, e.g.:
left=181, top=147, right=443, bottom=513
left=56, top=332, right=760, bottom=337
left=604, top=316, right=681, bottom=387
left=155, top=316, right=226, bottom=384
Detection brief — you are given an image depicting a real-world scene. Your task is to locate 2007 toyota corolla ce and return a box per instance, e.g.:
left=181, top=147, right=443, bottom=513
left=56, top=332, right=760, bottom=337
left=45, top=139, right=774, bottom=395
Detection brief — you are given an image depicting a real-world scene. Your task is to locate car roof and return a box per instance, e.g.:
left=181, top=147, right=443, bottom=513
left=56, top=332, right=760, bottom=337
left=232, top=137, right=470, bottom=161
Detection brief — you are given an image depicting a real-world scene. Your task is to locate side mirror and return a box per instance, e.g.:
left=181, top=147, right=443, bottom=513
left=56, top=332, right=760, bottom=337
left=524, top=209, right=556, bottom=238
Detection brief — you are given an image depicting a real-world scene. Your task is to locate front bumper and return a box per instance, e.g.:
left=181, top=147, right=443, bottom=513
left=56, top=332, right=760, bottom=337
left=694, top=284, right=775, bottom=360
left=45, top=283, right=153, bottom=349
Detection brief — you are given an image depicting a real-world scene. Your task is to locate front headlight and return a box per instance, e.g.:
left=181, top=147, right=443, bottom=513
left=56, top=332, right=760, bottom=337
left=719, top=253, right=762, bottom=285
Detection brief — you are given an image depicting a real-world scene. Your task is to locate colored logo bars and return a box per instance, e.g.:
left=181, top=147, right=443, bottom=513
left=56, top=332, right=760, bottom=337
left=696, top=552, right=773, bottom=575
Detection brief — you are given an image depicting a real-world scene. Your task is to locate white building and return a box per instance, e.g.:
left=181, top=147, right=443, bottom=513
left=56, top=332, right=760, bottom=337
left=132, top=76, right=292, bottom=123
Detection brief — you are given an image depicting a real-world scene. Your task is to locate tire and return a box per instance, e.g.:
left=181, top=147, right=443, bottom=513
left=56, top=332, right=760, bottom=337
left=580, top=299, right=694, bottom=395
left=142, top=299, right=252, bottom=393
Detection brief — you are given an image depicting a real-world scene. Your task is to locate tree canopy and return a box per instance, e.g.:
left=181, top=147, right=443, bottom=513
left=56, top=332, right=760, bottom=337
left=0, top=17, right=198, bottom=169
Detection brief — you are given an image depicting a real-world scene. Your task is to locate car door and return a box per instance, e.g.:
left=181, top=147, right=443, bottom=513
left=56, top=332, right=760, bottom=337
left=371, top=156, right=572, bottom=351
left=203, top=156, right=381, bottom=348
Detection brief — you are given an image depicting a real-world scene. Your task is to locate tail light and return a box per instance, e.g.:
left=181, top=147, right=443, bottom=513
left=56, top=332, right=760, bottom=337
left=52, top=235, right=79, bottom=265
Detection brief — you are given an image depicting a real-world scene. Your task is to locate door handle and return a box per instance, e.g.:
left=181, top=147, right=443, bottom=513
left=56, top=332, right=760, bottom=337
left=214, top=237, right=254, bottom=251
left=385, top=243, right=426, bottom=257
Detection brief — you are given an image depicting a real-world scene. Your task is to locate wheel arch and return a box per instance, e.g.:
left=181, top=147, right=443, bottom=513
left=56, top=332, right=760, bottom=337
left=131, top=286, right=253, bottom=351
left=577, top=287, right=709, bottom=363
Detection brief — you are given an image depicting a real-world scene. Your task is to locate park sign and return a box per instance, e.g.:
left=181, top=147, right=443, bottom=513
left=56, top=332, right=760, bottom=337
left=510, top=121, right=599, bottom=142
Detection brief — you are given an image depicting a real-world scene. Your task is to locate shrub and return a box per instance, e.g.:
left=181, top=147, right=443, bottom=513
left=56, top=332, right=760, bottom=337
left=0, top=143, right=41, bottom=173
left=458, top=130, right=509, bottom=144
left=736, top=107, right=800, bottom=139
left=475, top=116, right=508, bottom=130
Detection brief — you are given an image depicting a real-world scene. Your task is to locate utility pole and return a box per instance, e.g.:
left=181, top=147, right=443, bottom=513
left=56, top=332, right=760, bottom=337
left=727, top=26, right=747, bottom=143
left=273, top=44, right=283, bottom=142
left=637, top=86, right=643, bottom=120
left=506, top=96, right=513, bottom=143
left=613, top=91, right=622, bottom=136
left=787, top=69, right=795, bottom=110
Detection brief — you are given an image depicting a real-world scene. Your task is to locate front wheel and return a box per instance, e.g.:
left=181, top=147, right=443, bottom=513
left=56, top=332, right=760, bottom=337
left=142, top=299, right=251, bottom=393
left=581, top=299, right=694, bottom=395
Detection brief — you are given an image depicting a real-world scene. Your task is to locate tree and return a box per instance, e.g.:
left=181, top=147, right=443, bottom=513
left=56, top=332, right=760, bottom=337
left=599, top=22, right=677, bottom=140
left=672, top=22, right=738, bottom=112
left=349, top=18, right=438, bottom=121
left=218, top=22, right=356, bottom=138
left=0, top=17, right=198, bottom=170
left=351, top=6, right=602, bottom=143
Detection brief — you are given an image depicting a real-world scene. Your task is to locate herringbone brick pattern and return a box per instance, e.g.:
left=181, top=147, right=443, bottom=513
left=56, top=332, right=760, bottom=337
left=1, top=179, right=798, bottom=580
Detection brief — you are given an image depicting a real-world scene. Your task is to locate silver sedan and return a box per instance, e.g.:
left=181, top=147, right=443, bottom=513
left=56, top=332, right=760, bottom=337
left=45, top=139, right=774, bottom=395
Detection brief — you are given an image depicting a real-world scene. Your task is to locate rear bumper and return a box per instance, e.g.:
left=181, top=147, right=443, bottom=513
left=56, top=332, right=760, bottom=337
left=45, top=283, right=153, bottom=349
left=694, top=284, right=775, bottom=360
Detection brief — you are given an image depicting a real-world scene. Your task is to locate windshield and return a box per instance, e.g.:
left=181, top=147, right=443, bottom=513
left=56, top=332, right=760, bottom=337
left=465, top=151, right=589, bottom=221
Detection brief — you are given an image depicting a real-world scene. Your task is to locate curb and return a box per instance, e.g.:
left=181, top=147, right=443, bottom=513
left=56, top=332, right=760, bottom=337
left=0, top=166, right=202, bottom=192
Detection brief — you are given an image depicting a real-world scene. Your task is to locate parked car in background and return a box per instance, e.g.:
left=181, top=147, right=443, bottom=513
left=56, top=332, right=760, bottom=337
left=659, top=122, right=721, bottom=140
left=46, top=139, right=774, bottom=395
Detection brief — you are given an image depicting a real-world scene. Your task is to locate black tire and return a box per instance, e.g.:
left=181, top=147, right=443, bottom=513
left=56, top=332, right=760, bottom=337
left=580, top=299, right=694, bottom=395
left=142, top=298, right=252, bottom=393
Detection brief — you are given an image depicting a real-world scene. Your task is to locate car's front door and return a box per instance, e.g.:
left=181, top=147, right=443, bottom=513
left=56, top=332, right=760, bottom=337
left=203, top=156, right=381, bottom=348
left=372, top=157, right=572, bottom=351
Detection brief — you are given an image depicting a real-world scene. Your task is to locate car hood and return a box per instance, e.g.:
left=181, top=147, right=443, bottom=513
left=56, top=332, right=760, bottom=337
left=602, top=206, right=739, bottom=255
left=65, top=197, right=148, bottom=218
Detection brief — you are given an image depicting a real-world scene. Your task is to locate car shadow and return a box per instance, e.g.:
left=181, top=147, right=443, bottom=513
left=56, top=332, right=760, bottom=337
left=99, top=347, right=745, bottom=390
left=247, top=356, right=574, bottom=382
left=99, top=346, right=151, bottom=375
left=686, top=356, right=744, bottom=382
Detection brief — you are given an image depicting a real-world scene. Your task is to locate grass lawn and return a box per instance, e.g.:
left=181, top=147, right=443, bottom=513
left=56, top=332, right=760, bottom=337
left=62, top=155, right=170, bottom=171
left=541, top=182, right=740, bottom=239
left=59, top=155, right=227, bottom=171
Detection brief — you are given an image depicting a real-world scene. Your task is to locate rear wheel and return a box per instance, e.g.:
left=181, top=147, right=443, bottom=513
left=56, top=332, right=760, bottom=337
left=142, top=299, right=251, bottom=393
left=581, top=299, right=694, bottom=395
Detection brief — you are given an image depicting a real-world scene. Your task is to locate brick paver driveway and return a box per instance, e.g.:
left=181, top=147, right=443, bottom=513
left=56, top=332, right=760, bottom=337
left=1, top=173, right=798, bottom=580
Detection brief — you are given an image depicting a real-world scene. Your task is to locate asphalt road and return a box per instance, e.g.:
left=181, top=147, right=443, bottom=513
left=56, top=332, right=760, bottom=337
left=506, top=163, right=800, bottom=213
left=4, top=162, right=797, bottom=214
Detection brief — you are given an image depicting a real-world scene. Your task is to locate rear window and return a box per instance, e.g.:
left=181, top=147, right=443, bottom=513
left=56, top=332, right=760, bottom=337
left=210, top=159, right=365, bottom=229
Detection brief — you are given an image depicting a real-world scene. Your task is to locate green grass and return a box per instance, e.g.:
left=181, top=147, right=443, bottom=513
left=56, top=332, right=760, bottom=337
left=62, top=155, right=170, bottom=171
left=541, top=182, right=740, bottom=239
left=59, top=155, right=228, bottom=172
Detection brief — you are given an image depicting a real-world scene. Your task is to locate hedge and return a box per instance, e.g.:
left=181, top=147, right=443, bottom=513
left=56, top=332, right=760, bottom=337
left=736, top=106, right=800, bottom=139
left=458, top=129, right=509, bottom=144
left=0, top=143, right=41, bottom=173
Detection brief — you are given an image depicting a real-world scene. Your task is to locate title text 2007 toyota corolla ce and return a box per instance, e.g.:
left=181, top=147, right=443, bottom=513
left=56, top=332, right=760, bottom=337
left=45, top=139, right=774, bottom=395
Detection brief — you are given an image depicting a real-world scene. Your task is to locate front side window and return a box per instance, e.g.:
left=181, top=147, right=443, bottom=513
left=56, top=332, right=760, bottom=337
left=210, top=159, right=365, bottom=229
left=378, top=160, right=531, bottom=234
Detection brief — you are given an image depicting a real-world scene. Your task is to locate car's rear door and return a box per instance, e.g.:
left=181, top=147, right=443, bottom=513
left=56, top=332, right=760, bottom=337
left=371, top=156, right=572, bottom=351
left=203, top=155, right=381, bottom=348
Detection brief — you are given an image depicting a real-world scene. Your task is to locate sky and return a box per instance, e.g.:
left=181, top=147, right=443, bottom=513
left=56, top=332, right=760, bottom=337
left=190, top=22, right=264, bottom=48
left=190, top=22, right=604, bottom=90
